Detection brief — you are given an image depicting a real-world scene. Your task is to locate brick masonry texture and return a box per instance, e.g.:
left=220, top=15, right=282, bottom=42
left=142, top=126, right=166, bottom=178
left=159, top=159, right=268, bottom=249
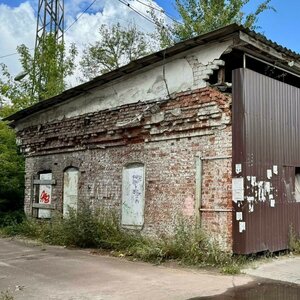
left=20, top=87, right=233, bottom=250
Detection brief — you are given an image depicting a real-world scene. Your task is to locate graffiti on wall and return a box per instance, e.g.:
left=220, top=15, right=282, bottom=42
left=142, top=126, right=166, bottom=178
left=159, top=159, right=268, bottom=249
left=122, top=164, right=145, bottom=227
left=38, top=173, right=52, bottom=218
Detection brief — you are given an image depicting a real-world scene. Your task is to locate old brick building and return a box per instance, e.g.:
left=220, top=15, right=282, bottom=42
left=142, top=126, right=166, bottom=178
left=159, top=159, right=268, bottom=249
left=6, top=24, right=300, bottom=253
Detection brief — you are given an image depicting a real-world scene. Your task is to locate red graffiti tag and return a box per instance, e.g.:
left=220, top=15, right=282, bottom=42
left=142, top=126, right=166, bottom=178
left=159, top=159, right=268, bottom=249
left=40, top=190, right=50, bottom=204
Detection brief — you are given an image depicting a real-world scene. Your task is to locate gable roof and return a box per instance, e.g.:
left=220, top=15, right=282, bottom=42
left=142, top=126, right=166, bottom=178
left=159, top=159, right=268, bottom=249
left=5, top=23, right=300, bottom=123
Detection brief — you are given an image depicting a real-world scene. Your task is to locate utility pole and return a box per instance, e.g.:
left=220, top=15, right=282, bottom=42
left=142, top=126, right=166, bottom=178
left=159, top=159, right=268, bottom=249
left=33, top=0, right=64, bottom=99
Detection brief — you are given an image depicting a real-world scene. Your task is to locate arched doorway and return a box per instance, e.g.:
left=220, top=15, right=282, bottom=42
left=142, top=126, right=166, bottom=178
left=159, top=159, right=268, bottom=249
left=63, top=167, right=79, bottom=217
left=122, top=163, right=145, bottom=229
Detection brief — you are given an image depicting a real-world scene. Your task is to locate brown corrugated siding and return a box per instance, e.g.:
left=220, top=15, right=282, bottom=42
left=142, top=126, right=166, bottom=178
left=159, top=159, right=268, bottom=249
left=232, top=68, right=300, bottom=254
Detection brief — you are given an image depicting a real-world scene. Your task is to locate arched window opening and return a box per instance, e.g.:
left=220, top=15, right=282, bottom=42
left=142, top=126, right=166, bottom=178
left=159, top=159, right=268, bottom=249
left=121, top=163, right=145, bottom=229
left=63, top=167, right=79, bottom=217
left=37, top=171, right=53, bottom=219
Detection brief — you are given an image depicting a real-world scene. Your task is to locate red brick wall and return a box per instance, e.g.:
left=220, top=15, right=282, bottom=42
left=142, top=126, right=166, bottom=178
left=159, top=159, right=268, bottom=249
left=20, top=87, right=233, bottom=250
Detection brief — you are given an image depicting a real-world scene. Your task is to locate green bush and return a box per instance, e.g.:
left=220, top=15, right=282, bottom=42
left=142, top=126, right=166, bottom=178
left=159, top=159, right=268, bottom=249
left=1, top=217, right=42, bottom=238
left=0, top=211, right=25, bottom=227
left=289, top=226, right=300, bottom=254
left=59, top=207, right=100, bottom=247
left=40, top=213, right=66, bottom=245
left=0, top=290, right=14, bottom=300
left=0, top=207, right=244, bottom=273
left=126, top=220, right=241, bottom=271
left=0, top=121, right=25, bottom=213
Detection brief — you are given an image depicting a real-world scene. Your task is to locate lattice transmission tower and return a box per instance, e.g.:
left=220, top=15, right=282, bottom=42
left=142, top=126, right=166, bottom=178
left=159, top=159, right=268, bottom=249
left=33, top=0, right=64, bottom=98
left=35, top=0, right=64, bottom=46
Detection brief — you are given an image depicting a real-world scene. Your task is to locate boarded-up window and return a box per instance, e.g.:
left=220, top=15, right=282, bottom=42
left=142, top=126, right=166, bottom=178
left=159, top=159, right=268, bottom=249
left=38, top=172, right=52, bottom=218
left=63, top=167, right=79, bottom=217
left=122, top=163, right=145, bottom=228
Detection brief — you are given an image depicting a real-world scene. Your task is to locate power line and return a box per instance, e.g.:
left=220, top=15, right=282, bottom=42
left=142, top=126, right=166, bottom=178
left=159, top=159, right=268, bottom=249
left=135, top=0, right=164, bottom=13
left=117, top=0, right=158, bottom=27
left=116, top=0, right=178, bottom=47
left=134, top=0, right=182, bottom=25
left=64, top=0, right=98, bottom=33
left=118, top=17, right=151, bottom=33
left=163, top=12, right=182, bottom=25
left=0, top=52, right=19, bottom=59
left=0, top=0, right=99, bottom=60
left=116, top=0, right=175, bottom=47
left=0, top=0, right=178, bottom=61
left=0, top=48, right=34, bottom=60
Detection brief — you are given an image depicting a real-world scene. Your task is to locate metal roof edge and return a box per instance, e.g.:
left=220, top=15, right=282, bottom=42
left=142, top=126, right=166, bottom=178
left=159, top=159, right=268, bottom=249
left=5, top=23, right=300, bottom=123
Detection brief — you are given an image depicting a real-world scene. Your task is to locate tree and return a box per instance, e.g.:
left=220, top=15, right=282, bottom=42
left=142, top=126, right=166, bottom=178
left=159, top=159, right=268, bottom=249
left=151, top=0, right=274, bottom=48
left=19, top=34, right=77, bottom=102
left=80, top=23, right=151, bottom=80
left=0, top=121, right=24, bottom=212
left=0, top=63, right=33, bottom=114
left=0, top=35, right=77, bottom=213
left=0, top=35, right=77, bottom=114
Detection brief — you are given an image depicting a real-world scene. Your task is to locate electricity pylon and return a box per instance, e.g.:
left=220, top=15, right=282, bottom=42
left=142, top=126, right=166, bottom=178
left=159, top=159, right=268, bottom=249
left=35, top=0, right=64, bottom=46
left=33, top=0, right=64, bottom=99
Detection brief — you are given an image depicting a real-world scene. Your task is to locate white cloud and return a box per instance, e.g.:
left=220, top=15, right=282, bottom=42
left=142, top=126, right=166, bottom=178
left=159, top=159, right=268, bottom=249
left=0, top=0, right=168, bottom=86
left=0, top=2, right=36, bottom=75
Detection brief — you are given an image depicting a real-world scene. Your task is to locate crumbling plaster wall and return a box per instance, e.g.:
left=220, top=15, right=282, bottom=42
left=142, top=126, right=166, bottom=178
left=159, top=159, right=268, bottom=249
left=21, top=87, right=233, bottom=250
left=17, top=39, right=235, bottom=250
left=15, top=40, right=233, bottom=131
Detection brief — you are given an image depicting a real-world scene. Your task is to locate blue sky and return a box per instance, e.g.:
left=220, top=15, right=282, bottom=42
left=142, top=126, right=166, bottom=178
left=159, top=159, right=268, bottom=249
left=0, top=0, right=299, bottom=84
left=156, top=0, right=300, bottom=53
left=2, top=0, right=299, bottom=52
left=245, top=0, right=300, bottom=53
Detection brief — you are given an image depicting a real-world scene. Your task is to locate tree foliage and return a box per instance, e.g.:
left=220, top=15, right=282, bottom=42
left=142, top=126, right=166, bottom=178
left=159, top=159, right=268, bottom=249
left=80, top=23, right=151, bottom=80
left=0, top=35, right=77, bottom=212
left=31, top=35, right=77, bottom=101
left=152, top=0, right=274, bottom=48
left=0, top=34, right=77, bottom=115
left=0, top=63, right=34, bottom=115
left=0, top=121, right=24, bottom=211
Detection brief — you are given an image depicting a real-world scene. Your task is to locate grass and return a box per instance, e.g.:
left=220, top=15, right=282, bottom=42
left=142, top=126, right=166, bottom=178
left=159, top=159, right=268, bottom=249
left=0, top=291, right=14, bottom=300
left=0, top=207, right=245, bottom=274
left=289, top=226, right=300, bottom=254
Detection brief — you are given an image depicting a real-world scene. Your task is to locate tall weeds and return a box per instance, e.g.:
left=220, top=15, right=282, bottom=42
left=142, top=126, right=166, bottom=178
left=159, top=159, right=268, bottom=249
left=289, top=226, right=300, bottom=254
left=0, top=207, right=243, bottom=273
left=0, top=290, right=14, bottom=300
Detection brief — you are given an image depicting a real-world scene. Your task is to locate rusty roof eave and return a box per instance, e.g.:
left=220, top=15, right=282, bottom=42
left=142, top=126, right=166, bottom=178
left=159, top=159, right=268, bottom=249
left=5, top=23, right=300, bottom=124
left=238, top=31, right=300, bottom=71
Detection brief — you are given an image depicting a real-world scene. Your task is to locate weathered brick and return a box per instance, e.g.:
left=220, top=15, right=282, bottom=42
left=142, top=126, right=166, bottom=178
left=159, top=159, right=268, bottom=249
left=20, top=87, right=233, bottom=250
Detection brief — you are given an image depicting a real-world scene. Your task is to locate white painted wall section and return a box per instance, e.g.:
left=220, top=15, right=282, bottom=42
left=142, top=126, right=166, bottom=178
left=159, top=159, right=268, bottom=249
left=192, top=41, right=232, bottom=65
left=15, top=40, right=233, bottom=131
left=63, top=167, right=79, bottom=217
left=122, top=163, right=145, bottom=228
left=165, top=59, right=194, bottom=93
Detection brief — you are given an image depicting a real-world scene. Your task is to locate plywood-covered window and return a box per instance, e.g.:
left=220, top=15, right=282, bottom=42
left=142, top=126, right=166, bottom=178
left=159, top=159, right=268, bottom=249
left=122, top=163, right=145, bottom=229
left=63, top=167, right=79, bottom=217
left=38, top=172, right=52, bottom=218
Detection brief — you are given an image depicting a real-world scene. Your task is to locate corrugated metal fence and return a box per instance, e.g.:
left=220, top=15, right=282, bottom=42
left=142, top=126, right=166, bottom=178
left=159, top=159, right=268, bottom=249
left=232, top=68, right=300, bottom=254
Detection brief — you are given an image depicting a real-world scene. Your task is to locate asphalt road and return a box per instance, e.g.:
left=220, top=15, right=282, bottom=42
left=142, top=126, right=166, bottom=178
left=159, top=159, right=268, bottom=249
left=243, top=254, right=300, bottom=284
left=0, top=238, right=252, bottom=300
